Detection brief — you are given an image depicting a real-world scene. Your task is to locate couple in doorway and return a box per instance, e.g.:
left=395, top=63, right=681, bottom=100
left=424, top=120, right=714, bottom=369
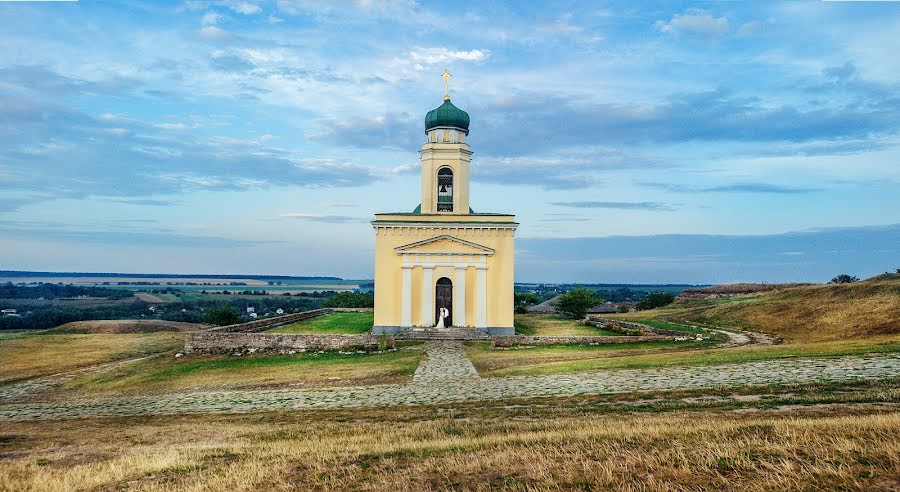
left=436, top=306, right=450, bottom=329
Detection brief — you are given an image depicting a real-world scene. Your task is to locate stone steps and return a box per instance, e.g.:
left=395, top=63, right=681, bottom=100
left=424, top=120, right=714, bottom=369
left=396, top=328, right=490, bottom=341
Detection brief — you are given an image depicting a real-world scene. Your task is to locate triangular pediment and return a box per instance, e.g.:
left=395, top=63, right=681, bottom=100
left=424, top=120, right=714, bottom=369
left=395, top=235, right=494, bottom=255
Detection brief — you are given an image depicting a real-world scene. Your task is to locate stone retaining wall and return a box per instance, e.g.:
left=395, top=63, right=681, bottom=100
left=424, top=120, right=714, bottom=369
left=206, top=308, right=331, bottom=333
left=184, top=332, right=390, bottom=355
left=586, top=317, right=686, bottom=336
left=491, top=335, right=677, bottom=348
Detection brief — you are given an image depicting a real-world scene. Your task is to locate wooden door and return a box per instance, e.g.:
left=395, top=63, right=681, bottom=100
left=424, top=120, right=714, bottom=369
left=435, top=277, right=452, bottom=326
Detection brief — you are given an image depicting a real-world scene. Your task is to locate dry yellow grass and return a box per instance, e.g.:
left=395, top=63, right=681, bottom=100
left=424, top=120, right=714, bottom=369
left=0, top=333, right=185, bottom=384
left=619, top=278, right=900, bottom=343
left=0, top=403, right=898, bottom=491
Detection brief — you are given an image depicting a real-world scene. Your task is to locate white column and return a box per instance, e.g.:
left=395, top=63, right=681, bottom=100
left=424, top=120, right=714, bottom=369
left=454, top=266, right=467, bottom=327
left=400, top=266, right=412, bottom=328
left=476, top=266, right=487, bottom=328
left=420, top=266, right=433, bottom=327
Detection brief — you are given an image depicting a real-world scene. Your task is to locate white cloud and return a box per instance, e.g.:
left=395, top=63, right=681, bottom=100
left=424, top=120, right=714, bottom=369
left=153, top=122, right=189, bottom=130
left=408, top=47, right=489, bottom=65
left=201, top=12, right=222, bottom=25
left=197, top=25, right=231, bottom=40
left=226, top=1, right=262, bottom=15
left=655, top=10, right=729, bottom=40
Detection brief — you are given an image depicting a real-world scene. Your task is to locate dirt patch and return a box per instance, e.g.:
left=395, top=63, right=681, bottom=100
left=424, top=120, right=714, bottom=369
left=50, top=320, right=206, bottom=334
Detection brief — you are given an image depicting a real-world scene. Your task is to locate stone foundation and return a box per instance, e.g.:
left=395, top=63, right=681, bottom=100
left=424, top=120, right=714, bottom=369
left=183, top=332, right=392, bottom=355
left=208, top=308, right=331, bottom=333
left=491, top=335, right=677, bottom=348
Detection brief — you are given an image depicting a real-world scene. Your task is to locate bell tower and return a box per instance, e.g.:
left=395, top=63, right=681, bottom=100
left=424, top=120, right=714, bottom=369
left=420, top=70, right=472, bottom=215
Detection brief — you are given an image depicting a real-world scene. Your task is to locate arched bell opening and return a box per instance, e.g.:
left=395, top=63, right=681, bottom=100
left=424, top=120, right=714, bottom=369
left=435, top=277, right=452, bottom=326
left=437, top=167, right=453, bottom=212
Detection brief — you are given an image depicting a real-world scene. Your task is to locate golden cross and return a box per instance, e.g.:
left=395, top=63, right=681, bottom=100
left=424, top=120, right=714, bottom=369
left=441, top=69, right=451, bottom=100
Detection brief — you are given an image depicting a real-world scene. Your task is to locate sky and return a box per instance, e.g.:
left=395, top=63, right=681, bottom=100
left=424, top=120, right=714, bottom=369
left=1, top=0, right=899, bottom=284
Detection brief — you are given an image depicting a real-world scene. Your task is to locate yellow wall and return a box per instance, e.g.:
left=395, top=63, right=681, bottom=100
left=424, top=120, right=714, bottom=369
left=372, top=217, right=516, bottom=329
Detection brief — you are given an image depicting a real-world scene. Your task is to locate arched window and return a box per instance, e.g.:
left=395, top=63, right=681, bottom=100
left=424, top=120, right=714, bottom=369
left=437, top=168, right=453, bottom=212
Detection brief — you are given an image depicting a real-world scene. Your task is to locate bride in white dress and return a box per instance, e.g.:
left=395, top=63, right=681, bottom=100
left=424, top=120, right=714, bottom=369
left=436, top=307, right=448, bottom=329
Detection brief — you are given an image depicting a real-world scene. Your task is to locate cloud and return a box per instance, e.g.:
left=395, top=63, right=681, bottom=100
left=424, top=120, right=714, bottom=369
left=467, top=87, right=900, bottom=156
left=407, top=47, right=490, bottom=66
left=309, top=112, right=419, bottom=149
left=153, top=122, right=189, bottom=130
left=655, top=10, right=729, bottom=40
left=552, top=201, right=676, bottom=211
left=273, top=213, right=369, bottom=223
left=0, top=65, right=141, bottom=96
left=2, top=227, right=275, bottom=248
left=640, top=182, right=822, bottom=194
left=197, top=25, right=231, bottom=40
left=202, top=12, right=223, bottom=25
left=517, top=223, right=900, bottom=283
left=0, top=87, right=380, bottom=207
left=736, top=20, right=767, bottom=38
left=226, top=1, right=262, bottom=14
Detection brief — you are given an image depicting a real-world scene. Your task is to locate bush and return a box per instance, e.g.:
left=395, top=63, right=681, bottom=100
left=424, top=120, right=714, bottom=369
left=830, top=274, right=859, bottom=284
left=205, top=305, right=240, bottom=326
left=635, top=292, right=676, bottom=310
left=555, top=287, right=601, bottom=319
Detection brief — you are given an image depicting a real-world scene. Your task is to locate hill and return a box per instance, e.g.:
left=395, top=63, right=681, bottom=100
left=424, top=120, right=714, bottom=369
left=656, top=277, right=900, bottom=342
left=48, top=320, right=206, bottom=334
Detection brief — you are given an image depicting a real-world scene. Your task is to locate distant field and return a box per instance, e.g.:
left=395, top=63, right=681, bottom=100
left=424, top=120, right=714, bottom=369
left=268, top=312, right=373, bottom=334
left=0, top=274, right=369, bottom=294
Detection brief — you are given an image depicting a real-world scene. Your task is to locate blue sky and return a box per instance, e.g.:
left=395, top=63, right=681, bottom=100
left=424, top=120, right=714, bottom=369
left=1, top=0, right=898, bottom=283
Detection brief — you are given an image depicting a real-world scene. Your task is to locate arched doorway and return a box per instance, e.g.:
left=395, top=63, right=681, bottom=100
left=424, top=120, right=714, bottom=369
left=435, top=277, right=452, bottom=326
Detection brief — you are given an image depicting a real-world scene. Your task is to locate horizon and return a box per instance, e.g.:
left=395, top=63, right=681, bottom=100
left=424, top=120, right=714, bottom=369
left=1, top=1, right=899, bottom=283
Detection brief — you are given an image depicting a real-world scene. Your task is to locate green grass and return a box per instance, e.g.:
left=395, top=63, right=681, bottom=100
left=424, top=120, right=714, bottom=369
left=514, top=313, right=623, bottom=336
left=267, top=312, right=373, bottom=334
left=470, top=336, right=900, bottom=377
left=62, top=348, right=421, bottom=395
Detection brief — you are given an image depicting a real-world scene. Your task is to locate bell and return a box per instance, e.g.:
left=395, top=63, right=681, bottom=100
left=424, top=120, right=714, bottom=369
left=439, top=185, right=447, bottom=193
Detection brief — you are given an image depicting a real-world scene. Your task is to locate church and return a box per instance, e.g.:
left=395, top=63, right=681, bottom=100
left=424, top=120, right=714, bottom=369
left=372, top=73, right=517, bottom=336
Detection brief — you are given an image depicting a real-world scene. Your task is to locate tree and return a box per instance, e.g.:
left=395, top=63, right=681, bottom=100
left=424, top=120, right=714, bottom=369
left=635, top=291, right=676, bottom=311
left=830, top=274, right=859, bottom=284
left=514, top=292, right=540, bottom=314
left=206, top=304, right=240, bottom=326
left=554, top=287, right=600, bottom=319
left=323, top=291, right=374, bottom=308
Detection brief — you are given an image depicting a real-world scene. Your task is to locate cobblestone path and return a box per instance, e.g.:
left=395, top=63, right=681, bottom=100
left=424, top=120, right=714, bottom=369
left=413, top=341, right=480, bottom=381
left=0, top=343, right=897, bottom=421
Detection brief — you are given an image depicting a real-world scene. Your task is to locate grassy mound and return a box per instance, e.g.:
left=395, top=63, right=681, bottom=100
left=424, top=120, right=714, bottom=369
left=653, top=277, right=900, bottom=342
left=49, top=320, right=205, bottom=334
left=267, top=311, right=373, bottom=334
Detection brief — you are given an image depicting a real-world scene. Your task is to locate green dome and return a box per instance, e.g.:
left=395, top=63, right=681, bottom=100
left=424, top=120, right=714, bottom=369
left=425, top=98, right=470, bottom=134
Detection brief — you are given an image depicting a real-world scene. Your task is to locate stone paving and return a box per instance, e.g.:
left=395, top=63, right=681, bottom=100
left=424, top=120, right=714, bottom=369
left=0, top=342, right=898, bottom=421
left=413, top=341, right=480, bottom=381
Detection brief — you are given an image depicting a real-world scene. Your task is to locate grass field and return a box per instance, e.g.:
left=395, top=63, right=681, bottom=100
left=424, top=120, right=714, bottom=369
left=58, top=348, right=423, bottom=396
left=1, top=380, right=898, bottom=491
left=514, top=313, right=623, bottom=336
left=469, top=335, right=900, bottom=377
left=0, top=332, right=186, bottom=385
left=268, top=311, right=373, bottom=334
left=615, top=276, right=900, bottom=343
